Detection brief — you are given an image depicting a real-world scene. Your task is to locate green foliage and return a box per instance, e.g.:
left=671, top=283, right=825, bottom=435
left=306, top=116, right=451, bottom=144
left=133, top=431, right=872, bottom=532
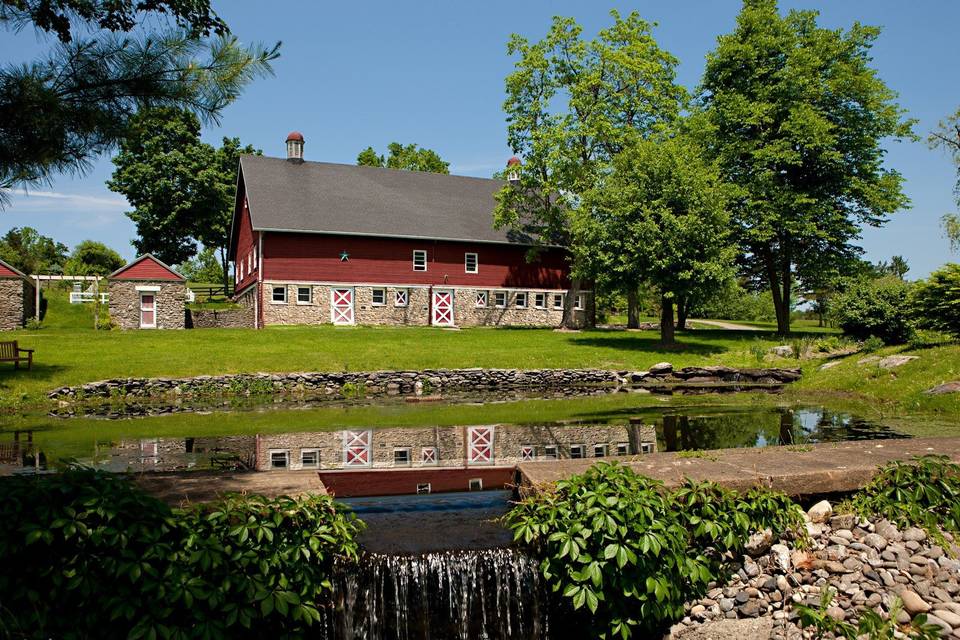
left=0, top=226, right=68, bottom=274
left=830, top=276, right=914, bottom=344
left=749, top=340, right=767, bottom=364
left=796, top=589, right=940, bottom=640
left=63, top=239, right=124, bottom=276
left=179, top=246, right=226, bottom=285
left=356, top=142, right=449, bottom=174
left=862, top=336, right=885, bottom=353
left=850, top=455, right=960, bottom=546
left=699, top=0, right=914, bottom=333
left=0, top=468, right=363, bottom=638
left=506, top=463, right=805, bottom=638
left=340, top=381, right=366, bottom=399
left=942, top=214, right=960, bottom=253
left=911, top=263, right=960, bottom=337
left=689, top=279, right=778, bottom=323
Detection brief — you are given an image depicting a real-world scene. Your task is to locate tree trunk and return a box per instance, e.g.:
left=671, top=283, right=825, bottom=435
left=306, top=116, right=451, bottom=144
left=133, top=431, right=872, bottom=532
left=763, top=247, right=791, bottom=335
left=627, top=286, right=640, bottom=329
left=219, top=247, right=230, bottom=295
left=676, top=295, right=688, bottom=331
left=561, top=279, right=582, bottom=329
left=660, top=295, right=675, bottom=345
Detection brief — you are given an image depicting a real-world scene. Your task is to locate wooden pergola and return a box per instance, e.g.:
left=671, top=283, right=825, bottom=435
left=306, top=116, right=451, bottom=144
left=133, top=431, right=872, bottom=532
left=30, top=274, right=102, bottom=321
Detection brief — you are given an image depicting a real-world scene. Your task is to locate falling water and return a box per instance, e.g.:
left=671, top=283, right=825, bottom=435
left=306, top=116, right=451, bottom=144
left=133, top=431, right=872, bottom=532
left=319, top=547, right=551, bottom=640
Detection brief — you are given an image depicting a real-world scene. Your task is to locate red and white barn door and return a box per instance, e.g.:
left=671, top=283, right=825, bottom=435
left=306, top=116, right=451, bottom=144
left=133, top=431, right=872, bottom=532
left=139, top=293, right=156, bottom=328
left=330, top=288, right=355, bottom=325
left=431, top=289, right=454, bottom=326
left=343, top=430, right=372, bottom=467
left=467, top=426, right=495, bottom=465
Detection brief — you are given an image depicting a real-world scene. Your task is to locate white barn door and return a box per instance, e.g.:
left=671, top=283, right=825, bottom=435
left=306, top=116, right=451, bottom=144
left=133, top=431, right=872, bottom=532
left=331, top=288, right=355, bottom=325
left=431, top=289, right=454, bottom=326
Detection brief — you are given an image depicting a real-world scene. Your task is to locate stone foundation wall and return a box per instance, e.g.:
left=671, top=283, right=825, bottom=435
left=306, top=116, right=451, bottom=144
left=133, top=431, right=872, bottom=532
left=109, top=280, right=185, bottom=330
left=0, top=278, right=31, bottom=330
left=188, top=307, right=255, bottom=329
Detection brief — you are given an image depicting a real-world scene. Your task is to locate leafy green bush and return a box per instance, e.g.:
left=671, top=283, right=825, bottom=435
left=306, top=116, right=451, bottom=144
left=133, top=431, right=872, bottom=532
left=862, top=336, right=885, bottom=353
left=506, top=463, right=805, bottom=638
left=0, top=469, right=363, bottom=639
left=830, top=276, right=914, bottom=344
left=796, top=588, right=940, bottom=640
left=850, top=455, right=960, bottom=546
left=911, top=263, right=960, bottom=338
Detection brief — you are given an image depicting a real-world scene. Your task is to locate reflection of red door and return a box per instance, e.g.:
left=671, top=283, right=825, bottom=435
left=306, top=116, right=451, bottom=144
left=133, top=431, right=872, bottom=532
left=432, top=289, right=454, bottom=326
left=467, top=426, right=494, bottom=465
left=331, top=288, right=354, bottom=325
left=344, top=430, right=371, bottom=467
left=140, top=294, right=156, bottom=328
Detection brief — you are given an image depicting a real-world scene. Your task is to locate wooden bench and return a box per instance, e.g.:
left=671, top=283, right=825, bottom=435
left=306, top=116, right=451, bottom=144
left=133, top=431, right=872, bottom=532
left=0, top=341, right=33, bottom=370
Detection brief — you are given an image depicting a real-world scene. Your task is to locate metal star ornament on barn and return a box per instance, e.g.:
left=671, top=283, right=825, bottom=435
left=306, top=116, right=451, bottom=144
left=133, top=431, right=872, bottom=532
left=340, top=251, right=349, bottom=262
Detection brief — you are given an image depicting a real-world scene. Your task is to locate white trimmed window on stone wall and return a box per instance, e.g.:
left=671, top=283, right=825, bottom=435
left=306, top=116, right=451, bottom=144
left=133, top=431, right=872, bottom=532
left=301, top=449, right=319, bottom=468
left=395, top=289, right=408, bottom=307
left=575, top=293, right=585, bottom=310
left=475, top=291, right=487, bottom=307
left=297, top=286, right=312, bottom=304
left=421, top=446, right=438, bottom=465
left=494, top=291, right=507, bottom=308
left=413, top=250, right=427, bottom=271
left=372, top=289, right=386, bottom=305
left=515, top=292, right=527, bottom=308
left=641, top=442, right=655, bottom=454
left=553, top=293, right=564, bottom=310
left=534, top=292, right=546, bottom=308
left=616, top=442, right=629, bottom=456
left=544, top=445, right=558, bottom=459
left=393, top=448, right=411, bottom=466
left=594, top=444, right=607, bottom=458
left=269, top=450, right=289, bottom=469
left=570, top=444, right=585, bottom=459
left=272, top=286, right=287, bottom=304
left=520, top=445, right=535, bottom=461
left=465, top=252, right=478, bottom=274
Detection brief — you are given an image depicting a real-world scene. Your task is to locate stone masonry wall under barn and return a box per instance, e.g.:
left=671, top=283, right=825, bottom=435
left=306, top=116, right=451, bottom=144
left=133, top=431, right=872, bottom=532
left=109, top=281, right=185, bottom=330
left=187, top=307, right=255, bottom=329
left=0, top=278, right=31, bottom=330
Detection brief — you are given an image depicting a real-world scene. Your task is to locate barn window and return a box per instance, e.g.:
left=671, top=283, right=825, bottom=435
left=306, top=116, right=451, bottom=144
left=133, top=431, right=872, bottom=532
left=641, top=442, right=655, bottom=454
left=297, top=286, right=312, bottom=304
left=413, top=250, right=427, bottom=271
left=544, top=445, right=558, bottom=459
left=569, top=445, right=585, bottom=459
left=395, top=289, right=408, bottom=307
left=575, top=294, right=585, bottom=310
left=552, top=293, right=564, bottom=310
left=300, top=449, right=319, bottom=468
left=272, top=286, right=287, bottom=303
left=421, top=447, right=438, bottom=465
left=372, top=288, right=386, bottom=305
left=393, top=448, right=411, bottom=466
left=465, top=252, right=478, bottom=274
left=594, top=444, right=607, bottom=458
left=534, top=292, right=546, bottom=308
left=269, top=450, right=289, bottom=469
left=494, top=291, right=507, bottom=308
left=520, top=445, right=535, bottom=461
left=616, top=442, right=630, bottom=456
left=515, top=292, right=527, bottom=308
left=475, top=291, right=487, bottom=307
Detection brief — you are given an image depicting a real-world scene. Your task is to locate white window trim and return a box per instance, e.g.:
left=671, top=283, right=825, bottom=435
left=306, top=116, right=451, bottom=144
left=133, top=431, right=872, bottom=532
left=594, top=444, right=608, bottom=458
left=393, top=447, right=412, bottom=467
left=570, top=444, right=586, bottom=459
left=300, top=449, right=320, bottom=469
left=271, top=285, right=287, bottom=304
left=371, top=288, right=386, bottom=306
left=494, top=291, right=507, bottom=308
left=475, top=291, right=487, bottom=308
left=139, top=292, right=157, bottom=329
left=268, top=449, right=289, bottom=470
left=552, top=294, right=565, bottom=310
left=534, top=292, right=546, bottom=309
left=575, top=293, right=585, bottom=311
left=616, top=443, right=630, bottom=456
left=135, top=285, right=161, bottom=292
left=515, top=292, right=528, bottom=309
left=421, top=446, right=438, bottom=465
left=464, top=252, right=478, bottom=274
left=413, top=250, right=427, bottom=272
left=394, top=289, right=408, bottom=307
left=544, top=445, right=559, bottom=459
left=641, top=442, right=655, bottom=454
left=296, top=286, right=313, bottom=305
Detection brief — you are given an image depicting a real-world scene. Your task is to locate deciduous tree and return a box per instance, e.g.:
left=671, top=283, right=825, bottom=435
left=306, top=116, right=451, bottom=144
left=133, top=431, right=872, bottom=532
left=63, top=240, right=124, bottom=276
left=356, top=142, right=449, bottom=173
left=0, top=226, right=68, bottom=274
left=698, top=0, right=914, bottom=334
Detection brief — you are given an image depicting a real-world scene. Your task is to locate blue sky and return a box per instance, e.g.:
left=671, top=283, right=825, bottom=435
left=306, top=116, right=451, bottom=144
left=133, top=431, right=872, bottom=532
left=2, top=1, right=958, bottom=278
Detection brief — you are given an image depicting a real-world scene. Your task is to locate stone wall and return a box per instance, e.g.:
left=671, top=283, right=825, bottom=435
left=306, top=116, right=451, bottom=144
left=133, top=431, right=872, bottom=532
left=187, top=307, right=254, bottom=329
left=109, top=280, right=185, bottom=330
left=0, top=278, right=32, bottom=330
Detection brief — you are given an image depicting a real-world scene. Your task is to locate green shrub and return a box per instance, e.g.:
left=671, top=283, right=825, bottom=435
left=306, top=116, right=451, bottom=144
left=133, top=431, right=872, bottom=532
left=830, top=276, right=914, bottom=344
left=908, top=329, right=953, bottom=350
left=911, top=263, right=960, bottom=338
left=850, top=455, right=960, bottom=546
left=0, top=469, right=363, bottom=638
left=506, top=463, right=805, bottom=638
left=796, top=589, right=940, bottom=640
left=862, top=335, right=885, bottom=353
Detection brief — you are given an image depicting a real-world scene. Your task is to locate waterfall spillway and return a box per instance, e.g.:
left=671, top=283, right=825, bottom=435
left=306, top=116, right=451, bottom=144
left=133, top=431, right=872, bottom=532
left=322, top=547, right=550, bottom=640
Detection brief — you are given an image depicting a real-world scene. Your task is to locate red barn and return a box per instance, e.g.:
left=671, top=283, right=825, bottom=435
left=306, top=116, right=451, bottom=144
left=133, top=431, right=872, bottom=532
left=228, top=133, right=592, bottom=329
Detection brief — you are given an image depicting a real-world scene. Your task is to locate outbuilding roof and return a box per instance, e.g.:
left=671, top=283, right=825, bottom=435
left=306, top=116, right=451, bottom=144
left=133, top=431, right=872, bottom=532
left=108, top=254, right=185, bottom=281
left=0, top=257, right=30, bottom=281
left=236, top=155, right=540, bottom=249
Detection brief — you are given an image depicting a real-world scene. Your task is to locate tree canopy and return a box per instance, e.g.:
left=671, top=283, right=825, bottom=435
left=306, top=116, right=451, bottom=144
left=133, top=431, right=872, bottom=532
left=0, top=0, right=277, bottom=205
left=63, top=240, right=125, bottom=276
left=356, top=142, right=449, bottom=174
left=698, top=0, right=914, bottom=334
left=0, top=226, right=68, bottom=274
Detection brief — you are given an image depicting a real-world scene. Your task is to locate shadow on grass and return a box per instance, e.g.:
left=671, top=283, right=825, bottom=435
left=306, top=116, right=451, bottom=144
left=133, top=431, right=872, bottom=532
left=0, top=363, right=69, bottom=387
left=569, top=333, right=727, bottom=357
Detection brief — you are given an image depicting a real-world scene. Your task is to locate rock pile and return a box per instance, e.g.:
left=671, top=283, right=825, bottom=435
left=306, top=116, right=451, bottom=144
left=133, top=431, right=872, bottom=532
left=671, top=502, right=960, bottom=639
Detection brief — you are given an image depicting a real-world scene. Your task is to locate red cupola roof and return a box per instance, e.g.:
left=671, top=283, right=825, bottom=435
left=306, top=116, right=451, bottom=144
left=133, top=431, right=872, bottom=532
left=286, top=131, right=304, bottom=142
left=507, top=156, right=521, bottom=166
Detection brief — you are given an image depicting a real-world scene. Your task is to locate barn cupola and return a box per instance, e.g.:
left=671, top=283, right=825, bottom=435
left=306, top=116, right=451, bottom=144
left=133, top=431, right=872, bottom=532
left=286, top=131, right=305, bottom=163
left=506, top=156, right=521, bottom=185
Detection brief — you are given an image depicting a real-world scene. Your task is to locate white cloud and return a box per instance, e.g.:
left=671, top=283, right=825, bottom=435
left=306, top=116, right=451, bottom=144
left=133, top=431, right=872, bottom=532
left=8, top=189, right=127, bottom=209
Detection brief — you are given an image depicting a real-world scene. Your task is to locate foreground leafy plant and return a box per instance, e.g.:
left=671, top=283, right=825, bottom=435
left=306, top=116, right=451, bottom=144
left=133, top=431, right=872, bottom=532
left=850, top=455, right=960, bottom=546
left=0, top=468, right=363, bottom=638
left=506, top=463, right=806, bottom=638
left=796, top=588, right=941, bottom=640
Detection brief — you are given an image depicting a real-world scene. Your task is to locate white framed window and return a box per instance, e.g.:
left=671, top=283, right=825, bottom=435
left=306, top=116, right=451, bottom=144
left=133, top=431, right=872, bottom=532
left=269, top=450, right=289, bottom=469
left=552, top=293, right=564, bottom=310
left=469, top=478, right=483, bottom=491
left=421, top=447, right=438, bottom=465
left=301, top=449, right=319, bottom=468
left=494, top=291, right=507, bottom=308
left=475, top=291, right=487, bottom=308
left=465, top=252, right=478, bottom=274
left=570, top=445, right=585, bottom=459
left=394, top=289, right=408, bottom=307
left=239, top=261, right=244, bottom=281
left=520, top=445, right=535, bottom=461
left=372, top=288, right=386, bottom=306
left=247, top=252, right=253, bottom=273
left=616, top=442, right=630, bottom=456
left=641, top=442, right=655, bottom=454
left=594, top=444, right=607, bottom=458
left=413, top=250, right=427, bottom=271
left=271, top=286, right=287, bottom=303
left=515, top=292, right=527, bottom=308
left=252, top=245, right=257, bottom=268
left=575, top=293, right=585, bottom=310
left=544, top=445, right=558, bottom=460
left=417, top=483, right=432, bottom=495
left=534, top=292, right=546, bottom=308
left=297, top=286, right=312, bottom=304
left=393, top=448, right=411, bottom=466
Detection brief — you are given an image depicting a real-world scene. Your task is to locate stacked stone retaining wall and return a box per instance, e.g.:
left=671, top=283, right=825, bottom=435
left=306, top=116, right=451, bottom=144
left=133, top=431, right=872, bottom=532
left=187, top=307, right=255, bottom=329
left=0, top=278, right=32, bottom=330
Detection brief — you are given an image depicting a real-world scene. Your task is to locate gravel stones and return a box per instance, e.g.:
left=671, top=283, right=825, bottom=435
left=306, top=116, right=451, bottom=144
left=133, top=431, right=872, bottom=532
left=899, top=589, right=932, bottom=615
left=807, top=500, right=833, bottom=523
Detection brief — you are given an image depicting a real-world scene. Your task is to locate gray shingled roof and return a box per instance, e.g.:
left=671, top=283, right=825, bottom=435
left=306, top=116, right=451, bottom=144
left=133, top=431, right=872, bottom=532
left=239, top=155, right=536, bottom=246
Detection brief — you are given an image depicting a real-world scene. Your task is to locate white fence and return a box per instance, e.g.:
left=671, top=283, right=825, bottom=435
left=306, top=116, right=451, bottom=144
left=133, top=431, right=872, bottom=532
left=69, top=292, right=109, bottom=304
